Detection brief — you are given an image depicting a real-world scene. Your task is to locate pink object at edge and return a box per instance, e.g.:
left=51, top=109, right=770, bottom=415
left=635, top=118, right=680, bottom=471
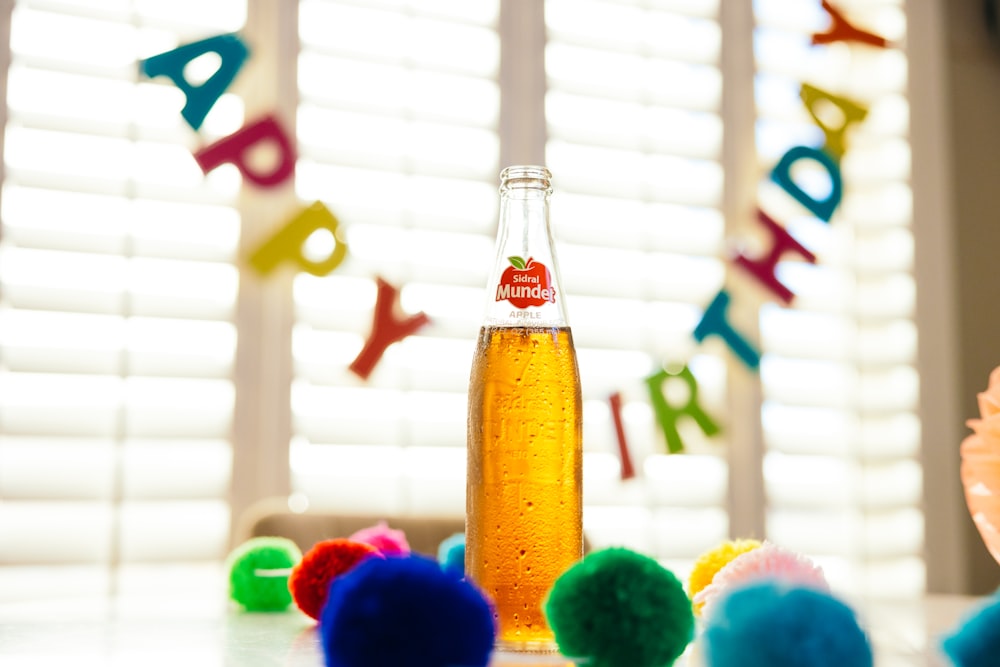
left=349, top=521, right=411, bottom=556
left=693, top=541, right=828, bottom=617
left=960, top=365, right=1000, bottom=566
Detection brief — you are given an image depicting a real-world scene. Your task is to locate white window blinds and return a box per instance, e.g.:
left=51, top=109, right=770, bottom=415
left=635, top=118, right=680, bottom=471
left=544, top=0, right=730, bottom=574
left=752, top=0, right=921, bottom=598
left=0, top=0, right=925, bottom=603
left=290, top=0, right=500, bottom=515
left=0, top=0, right=246, bottom=600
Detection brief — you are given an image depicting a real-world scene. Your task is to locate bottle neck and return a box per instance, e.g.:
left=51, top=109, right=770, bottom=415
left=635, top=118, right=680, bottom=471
left=484, top=171, right=569, bottom=328
left=498, top=188, right=549, bottom=259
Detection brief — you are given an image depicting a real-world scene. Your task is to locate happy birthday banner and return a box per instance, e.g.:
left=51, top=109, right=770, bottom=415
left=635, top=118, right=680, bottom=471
left=139, top=0, right=887, bottom=476
left=140, top=33, right=430, bottom=381
left=606, top=0, right=887, bottom=475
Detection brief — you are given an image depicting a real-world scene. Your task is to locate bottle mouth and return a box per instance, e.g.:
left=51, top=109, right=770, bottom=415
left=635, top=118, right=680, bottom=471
left=500, top=165, right=552, bottom=194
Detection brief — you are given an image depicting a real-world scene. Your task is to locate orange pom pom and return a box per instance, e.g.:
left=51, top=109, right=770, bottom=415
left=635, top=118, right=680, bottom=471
left=289, top=538, right=383, bottom=620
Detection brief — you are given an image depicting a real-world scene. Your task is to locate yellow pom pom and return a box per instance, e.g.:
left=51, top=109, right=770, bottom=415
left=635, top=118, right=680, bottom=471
left=688, top=539, right=762, bottom=615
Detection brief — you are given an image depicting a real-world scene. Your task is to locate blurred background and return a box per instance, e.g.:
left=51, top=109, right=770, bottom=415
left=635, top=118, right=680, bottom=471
left=0, top=0, right=995, bottom=605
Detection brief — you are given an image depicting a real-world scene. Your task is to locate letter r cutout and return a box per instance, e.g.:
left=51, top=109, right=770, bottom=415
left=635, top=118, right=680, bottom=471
left=645, top=365, right=721, bottom=454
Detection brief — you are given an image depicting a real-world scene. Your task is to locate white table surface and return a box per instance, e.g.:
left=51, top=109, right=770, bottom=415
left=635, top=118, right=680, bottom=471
left=0, top=590, right=983, bottom=666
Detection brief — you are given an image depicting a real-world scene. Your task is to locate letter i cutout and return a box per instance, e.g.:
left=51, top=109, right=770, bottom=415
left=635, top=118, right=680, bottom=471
left=609, top=392, right=636, bottom=480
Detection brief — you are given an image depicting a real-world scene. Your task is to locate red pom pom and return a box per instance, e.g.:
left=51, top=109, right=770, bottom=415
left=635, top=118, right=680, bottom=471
left=289, top=538, right=383, bottom=620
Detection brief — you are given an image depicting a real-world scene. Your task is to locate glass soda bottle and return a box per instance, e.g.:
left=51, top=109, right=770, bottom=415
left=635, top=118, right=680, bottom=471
left=466, top=165, right=583, bottom=653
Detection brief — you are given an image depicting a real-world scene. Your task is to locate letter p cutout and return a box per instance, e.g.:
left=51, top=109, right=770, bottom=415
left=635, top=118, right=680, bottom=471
left=248, top=201, right=348, bottom=277
left=194, top=115, right=296, bottom=188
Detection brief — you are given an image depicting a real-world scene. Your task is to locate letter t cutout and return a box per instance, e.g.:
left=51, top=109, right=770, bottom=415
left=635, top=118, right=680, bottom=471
left=693, top=290, right=761, bottom=370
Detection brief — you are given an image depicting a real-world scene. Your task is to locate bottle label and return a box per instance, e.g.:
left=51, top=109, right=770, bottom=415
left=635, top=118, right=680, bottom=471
left=495, top=256, right=557, bottom=308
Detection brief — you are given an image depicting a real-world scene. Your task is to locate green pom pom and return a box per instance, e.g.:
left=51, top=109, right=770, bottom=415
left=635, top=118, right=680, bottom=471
left=544, top=547, right=694, bottom=667
left=227, top=537, right=302, bottom=611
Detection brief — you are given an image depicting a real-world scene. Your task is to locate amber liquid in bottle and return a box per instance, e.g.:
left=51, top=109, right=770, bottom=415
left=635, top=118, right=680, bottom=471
left=466, top=167, right=583, bottom=653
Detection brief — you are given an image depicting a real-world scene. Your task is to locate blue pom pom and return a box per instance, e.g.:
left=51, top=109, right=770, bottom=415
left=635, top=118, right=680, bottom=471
left=703, top=581, right=872, bottom=667
left=942, top=594, right=1000, bottom=667
left=319, top=554, right=495, bottom=667
left=437, top=532, right=465, bottom=577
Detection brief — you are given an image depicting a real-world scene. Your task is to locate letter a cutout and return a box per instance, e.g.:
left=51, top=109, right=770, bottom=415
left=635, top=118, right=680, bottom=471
left=800, top=84, right=869, bottom=162
left=140, top=33, right=250, bottom=131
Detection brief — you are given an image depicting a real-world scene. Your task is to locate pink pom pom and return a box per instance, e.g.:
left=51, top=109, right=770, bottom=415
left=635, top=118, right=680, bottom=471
left=349, top=521, right=410, bottom=556
left=693, top=541, right=828, bottom=618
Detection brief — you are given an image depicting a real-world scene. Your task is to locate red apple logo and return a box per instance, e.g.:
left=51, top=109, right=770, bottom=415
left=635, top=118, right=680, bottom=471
left=495, top=256, right=556, bottom=308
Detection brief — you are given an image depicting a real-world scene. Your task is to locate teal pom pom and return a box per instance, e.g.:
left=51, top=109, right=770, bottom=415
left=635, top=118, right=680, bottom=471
left=942, top=595, right=1000, bottom=667
left=227, top=536, right=302, bottom=611
left=703, top=580, right=872, bottom=667
left=544, top=547, right=694, bottom=667
left=437, top=532, right=465, bottom=577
